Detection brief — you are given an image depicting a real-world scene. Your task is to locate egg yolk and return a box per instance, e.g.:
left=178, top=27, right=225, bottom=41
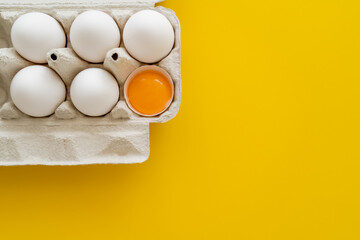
left=126, top=70, right=173, bottom=116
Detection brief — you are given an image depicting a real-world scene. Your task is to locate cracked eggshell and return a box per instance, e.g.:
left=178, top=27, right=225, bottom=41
left=124, top=65, right=174, bottom=117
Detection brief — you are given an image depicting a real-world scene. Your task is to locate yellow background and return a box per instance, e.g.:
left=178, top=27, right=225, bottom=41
left=1, top=0, right=360, bottom=239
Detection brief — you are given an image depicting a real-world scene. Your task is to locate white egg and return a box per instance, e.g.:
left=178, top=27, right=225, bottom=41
left=70, top=10, right=121, bottom=63
left=123, top=10, right=175, bottom=63
left=10, top=65, right=66, bottom=117
left=11, top=12, right=66, bottom=63
left=70, top=68, right=119, bottom=116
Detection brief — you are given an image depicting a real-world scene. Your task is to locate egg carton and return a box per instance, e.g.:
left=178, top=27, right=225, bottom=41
left=0, top=0, right=181, bottom=165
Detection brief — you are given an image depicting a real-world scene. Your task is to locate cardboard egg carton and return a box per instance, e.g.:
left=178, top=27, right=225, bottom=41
left=0, top=0, right=181, bottom=165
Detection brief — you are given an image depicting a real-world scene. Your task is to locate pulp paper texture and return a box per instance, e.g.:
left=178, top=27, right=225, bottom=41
left=0, top=1, right=181, bottom=165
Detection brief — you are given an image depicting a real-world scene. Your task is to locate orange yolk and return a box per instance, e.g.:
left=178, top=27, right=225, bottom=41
left=126, top=70, right=173, bottom=116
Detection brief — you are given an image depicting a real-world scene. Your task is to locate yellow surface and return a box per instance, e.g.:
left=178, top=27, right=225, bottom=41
left=1, top=0, right=360, bottom=239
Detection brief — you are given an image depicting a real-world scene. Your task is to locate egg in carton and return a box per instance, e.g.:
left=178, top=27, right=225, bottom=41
left=0, top=0, right=181, bottom=165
